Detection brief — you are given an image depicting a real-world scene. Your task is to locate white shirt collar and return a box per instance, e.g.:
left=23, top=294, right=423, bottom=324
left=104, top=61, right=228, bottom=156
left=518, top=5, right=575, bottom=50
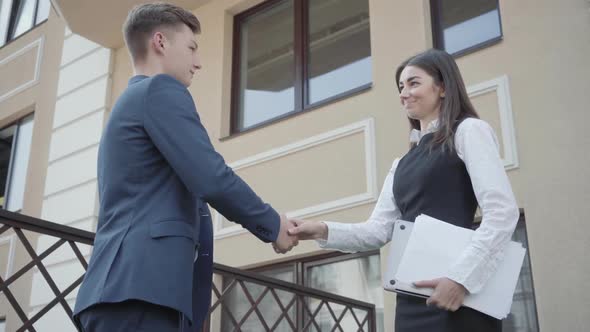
left=410, top=119, right=439, bottom=144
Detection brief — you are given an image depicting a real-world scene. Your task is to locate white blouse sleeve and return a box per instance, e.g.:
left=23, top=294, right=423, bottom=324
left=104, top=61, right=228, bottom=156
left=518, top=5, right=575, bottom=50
left=316, top=159, right=402, bottom=253
left=445, top=118, right=520, bottom=293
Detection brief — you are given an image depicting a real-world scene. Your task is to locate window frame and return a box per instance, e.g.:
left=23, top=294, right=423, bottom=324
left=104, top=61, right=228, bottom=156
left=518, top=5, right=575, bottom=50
left=2, top=123, right=19, bottom=210
left=254, top=250, right=379, bottom=329
left=229, top=0, right=373, bottom=136
left=474, top=210, right=540, bottom=332
left=0, top=0, right=50, bottom=50
left=430, top=0, right=504, bottom=58
left=0, top=114, right=34, bottom=212
left=216, top=250, right=380, bottom=331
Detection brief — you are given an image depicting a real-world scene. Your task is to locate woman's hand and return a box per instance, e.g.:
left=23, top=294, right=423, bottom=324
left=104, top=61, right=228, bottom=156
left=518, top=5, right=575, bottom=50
left=287, top=219, right=328, bottom=240
left=413, top=277, right=467, bottom=311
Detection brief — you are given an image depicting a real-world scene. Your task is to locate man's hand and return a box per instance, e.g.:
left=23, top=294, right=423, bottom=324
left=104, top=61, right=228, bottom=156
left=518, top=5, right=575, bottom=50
left=413, top=277, right=467, bottom=311
left=272, top=215, right=299, bottom=254
left=287, top=219, right=328, bottom=240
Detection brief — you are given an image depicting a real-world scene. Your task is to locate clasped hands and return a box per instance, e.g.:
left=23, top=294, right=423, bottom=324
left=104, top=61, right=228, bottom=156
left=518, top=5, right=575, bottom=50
left=271, top=216, right=328, bottom=254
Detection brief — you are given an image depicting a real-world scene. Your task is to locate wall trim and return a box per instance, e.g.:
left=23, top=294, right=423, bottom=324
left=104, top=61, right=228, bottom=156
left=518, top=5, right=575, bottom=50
left=44, top=178, right=97, bottom=199
left=53, top=106, right=105, bottom=131
left=55, top=74, right=109, bottom=101
left=60, top=45, right=102, bottom=70
left=0, top=37, right=44, bottom=103
left=47, top=142, right=99, bottom=166
left=214, top=118, right=378, bottom=240
left=56, top=48, right=112, bottom=97
left=467, top=75, right=519, bottom=170
left=0, top=234, right=16, bottom=279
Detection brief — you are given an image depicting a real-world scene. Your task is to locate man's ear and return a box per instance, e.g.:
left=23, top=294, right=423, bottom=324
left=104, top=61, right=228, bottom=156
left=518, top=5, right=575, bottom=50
left=151, top=31, right=166, bottom=54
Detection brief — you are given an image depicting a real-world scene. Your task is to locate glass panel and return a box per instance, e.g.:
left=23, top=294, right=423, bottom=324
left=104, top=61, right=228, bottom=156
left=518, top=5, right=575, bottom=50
left=6, top=115, right=34, bottom=212
left=238, top=0, right=295, bottom=131
left=306, top=254, right=384, bottom=332
left=439, top=0, right=501, bottom=54
left=35, top=0, right=50, bottom=23
left=307, top=0, right=372, bottom=104
left=502, top=219, right=540, bottom=332
left=0, top=0, right=15, bottom=46
left=0, top=124, right=16, bottom=209
left=11, top=0, right=36, bottom=40
left=222, top=267, right=295, bottom=331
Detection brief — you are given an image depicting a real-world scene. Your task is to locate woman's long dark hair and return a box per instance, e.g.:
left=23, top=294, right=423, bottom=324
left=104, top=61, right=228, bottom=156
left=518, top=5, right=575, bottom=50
left=395, top=49, right=479, bottom=152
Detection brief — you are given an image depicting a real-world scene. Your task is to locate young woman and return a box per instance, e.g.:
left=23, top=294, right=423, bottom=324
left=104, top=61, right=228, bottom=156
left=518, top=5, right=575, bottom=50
left=288, top=49, right=519, bottom=332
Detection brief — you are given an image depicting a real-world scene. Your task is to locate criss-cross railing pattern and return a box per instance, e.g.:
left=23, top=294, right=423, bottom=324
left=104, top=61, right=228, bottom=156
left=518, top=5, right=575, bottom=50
left=0, top=209, right=376, bottom=332
left=0, top=209, right=94, bottom=332
left=209, top=264, right=376, bottom=332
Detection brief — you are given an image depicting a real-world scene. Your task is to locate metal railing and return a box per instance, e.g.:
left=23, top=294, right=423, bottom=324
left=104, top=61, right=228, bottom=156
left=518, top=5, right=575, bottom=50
left=210, top=264, right=377, bottom=331
left=0, top=210, right=376, bottom=331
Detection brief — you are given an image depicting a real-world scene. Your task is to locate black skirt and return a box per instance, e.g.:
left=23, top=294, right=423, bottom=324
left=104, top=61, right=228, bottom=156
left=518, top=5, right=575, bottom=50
left=395, top=295, right=502, bottom=332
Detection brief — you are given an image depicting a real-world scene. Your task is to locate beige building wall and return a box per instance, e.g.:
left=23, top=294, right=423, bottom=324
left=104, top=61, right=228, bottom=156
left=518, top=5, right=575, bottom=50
left=0, top=0, right=588, bottom=331
left=0, top=6, right=112, bottom=331
left=0, top=7, right=67, bottom=332
left=28, top=24, right=113, bottom=331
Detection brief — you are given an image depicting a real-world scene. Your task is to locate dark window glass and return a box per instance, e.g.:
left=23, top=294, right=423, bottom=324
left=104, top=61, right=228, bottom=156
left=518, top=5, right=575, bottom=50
left=232, top=0, right=372, bottom=133
left=431, top=0, right=502, bottom=56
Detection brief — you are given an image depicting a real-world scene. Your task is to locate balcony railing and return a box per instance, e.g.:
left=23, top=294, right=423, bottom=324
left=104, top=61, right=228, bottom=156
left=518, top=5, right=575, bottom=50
left=210, top=264, right=377, bottom=331
left=0, top=209, right=376, bottom=331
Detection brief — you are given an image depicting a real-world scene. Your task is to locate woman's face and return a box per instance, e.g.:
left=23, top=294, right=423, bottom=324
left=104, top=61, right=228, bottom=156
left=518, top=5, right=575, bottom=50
left=398, top=65, right=445, bottom=122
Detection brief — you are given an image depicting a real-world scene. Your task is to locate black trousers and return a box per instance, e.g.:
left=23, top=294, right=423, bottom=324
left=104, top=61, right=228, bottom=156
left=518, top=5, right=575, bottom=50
left=395, top=295, right=502, bottom=332
left=77, top=300, right=190, bottom=332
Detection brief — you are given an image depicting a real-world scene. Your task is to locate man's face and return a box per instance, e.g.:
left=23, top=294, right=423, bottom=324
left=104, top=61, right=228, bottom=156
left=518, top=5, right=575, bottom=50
left=161, top=24, right=201, bottom=87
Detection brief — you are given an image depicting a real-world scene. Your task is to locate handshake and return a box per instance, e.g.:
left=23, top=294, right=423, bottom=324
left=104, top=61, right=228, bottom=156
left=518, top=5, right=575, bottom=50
left=271, top=215, right=329, bottom=254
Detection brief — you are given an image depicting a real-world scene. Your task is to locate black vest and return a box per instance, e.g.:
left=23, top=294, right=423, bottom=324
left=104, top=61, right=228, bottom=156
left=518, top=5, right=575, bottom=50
left=393, top=133, right=477, bottom=228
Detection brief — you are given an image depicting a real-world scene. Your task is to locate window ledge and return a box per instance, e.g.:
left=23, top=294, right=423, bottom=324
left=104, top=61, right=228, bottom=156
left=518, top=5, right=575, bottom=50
left=220, top=83, right=372, bottom=141
left=0, top=19, right=48, bottom=52
left=449, top=36, right=503, bottom=59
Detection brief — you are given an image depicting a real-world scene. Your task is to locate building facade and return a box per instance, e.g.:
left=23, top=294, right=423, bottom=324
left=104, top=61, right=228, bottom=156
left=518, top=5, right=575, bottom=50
left=0, top=0, right=589, bottom=331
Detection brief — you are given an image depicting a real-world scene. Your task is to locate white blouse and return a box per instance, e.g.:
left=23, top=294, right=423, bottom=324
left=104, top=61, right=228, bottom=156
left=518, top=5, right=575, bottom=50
left=317, top=118, right=519, bottom=294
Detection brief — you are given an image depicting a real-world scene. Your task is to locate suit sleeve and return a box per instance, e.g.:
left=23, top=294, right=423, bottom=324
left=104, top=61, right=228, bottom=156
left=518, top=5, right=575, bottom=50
left=143, top=74, right=279, bottom=243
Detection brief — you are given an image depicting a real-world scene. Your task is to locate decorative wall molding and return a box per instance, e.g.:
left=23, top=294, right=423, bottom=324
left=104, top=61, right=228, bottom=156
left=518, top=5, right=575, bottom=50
left=214, top=118, right=378, bottom=240
left=467, top=75, right=519, bottom=170
left=0, top=37, right=44, bottom=103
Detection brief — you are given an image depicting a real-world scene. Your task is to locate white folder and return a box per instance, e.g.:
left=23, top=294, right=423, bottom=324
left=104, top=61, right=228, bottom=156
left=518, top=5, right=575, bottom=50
left=383, top=214, right=526, bottom=320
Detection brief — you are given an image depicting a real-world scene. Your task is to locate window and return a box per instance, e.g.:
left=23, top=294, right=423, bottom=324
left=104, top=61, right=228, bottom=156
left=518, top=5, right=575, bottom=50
left=0, top=114, right=34, bottom=212
left=430, top=0, right=502, bottom=56
left=0, top=0, right=50, bottom=47
left=474, top=213, right=540, bottom=332
left=0, top=318, right=5, bottom=332
left=232, top=0, right=372, bottom=133
left=221, top=265, right=296, bottom=331
left=305, top=252, right=384, bottom=331
left=502, top=217, right=540, bottom=332
left=221, top=251, right=384, bottom=331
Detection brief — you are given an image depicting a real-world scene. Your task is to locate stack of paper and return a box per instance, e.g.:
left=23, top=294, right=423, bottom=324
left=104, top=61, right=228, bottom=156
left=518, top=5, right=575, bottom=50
left=393, top=214, right=526, bottom=319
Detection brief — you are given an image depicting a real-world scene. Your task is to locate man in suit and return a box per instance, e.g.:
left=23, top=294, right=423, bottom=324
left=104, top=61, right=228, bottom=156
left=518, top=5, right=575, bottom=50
left=72, top=3, right=298, bottom=331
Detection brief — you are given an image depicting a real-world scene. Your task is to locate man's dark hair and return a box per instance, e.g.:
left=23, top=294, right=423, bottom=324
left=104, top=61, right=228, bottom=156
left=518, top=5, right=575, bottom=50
left=123, top=3, right=201, bottom=62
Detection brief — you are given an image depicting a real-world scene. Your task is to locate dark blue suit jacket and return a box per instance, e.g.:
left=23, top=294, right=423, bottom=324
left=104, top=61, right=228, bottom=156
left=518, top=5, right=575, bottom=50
left=73, top=74, right=280, bottom=328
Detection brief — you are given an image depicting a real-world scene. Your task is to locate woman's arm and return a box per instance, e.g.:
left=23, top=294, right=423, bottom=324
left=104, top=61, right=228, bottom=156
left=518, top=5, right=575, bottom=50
left=446, top=118, right=520, bottom=294
left=290, top=159, right=402, bottom=253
